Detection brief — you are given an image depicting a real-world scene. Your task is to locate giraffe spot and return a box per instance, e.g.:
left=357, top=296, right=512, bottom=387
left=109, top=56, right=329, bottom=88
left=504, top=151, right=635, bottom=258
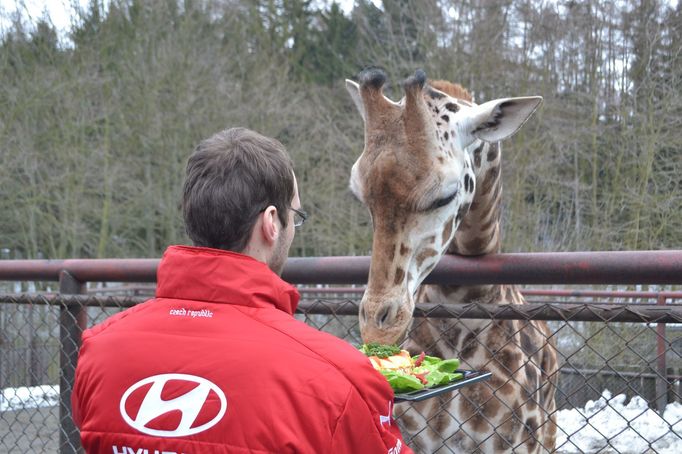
left=480, top=166, right=500, bottom=195
left=459, top=329, right=481, bottom=359
left=399, top=243, right=410, bottom=256
left=469, top=414, right=489, bottom=433
left=494, top=433, right=514, bottom=452
left=444, top=326, right=462, bottom=347
left=541, top=345, right=555, bottom=375
left=486, top=323, right=508, bottom=350
left=464, top=236, right=487, bottom=253
left=525, top=363, right=539, bottom=387
left=415, top=248, right=438, bottom=267
left=525, top=417, right=539, bottom=450
left=492, top=193, right=502, bottom=216
left=394, top=267, right=405, bottom=285
left=399, top=411, right=418, bottom=430
left=525, top=384, right=538, bottom=411
left=441, top=216, right=454, bottom=245
left=541, top=382, right=552, bottom=408
left=493, top=415, right=520, bottom=451
left=473, top=143, right=484, bottom=167
left=387, top=245, right=395, bottom=263
left=437, top=156, right=444, bottom=163
left=462, top=285, right=489, bottom=302
left=457, top=202, right=471, bottom=221
left=447, top=431, right=473, bottom=452
left=440, top=114, right=449, bottom=122
left=520, top=331, right=537, bottom=357
left=460, top=384, right=493, bottom=428
left=433, top=410, right=452, bottom=435
left=480, top=216, right=496, bottom=234
left=496, top=347, right=522, bottom=370
left=444, top=131, right=449, bottom=140
left=487, top=143, right=499, bottom=161
left=481, top=392, right=501, bottom=419
left=464, top=174, right=473, bottom=193
left=445, top=102, right=459, bottom=113
left=488, top=375, right=515, bottom=398
left=442, top=285, right=462, bottom=296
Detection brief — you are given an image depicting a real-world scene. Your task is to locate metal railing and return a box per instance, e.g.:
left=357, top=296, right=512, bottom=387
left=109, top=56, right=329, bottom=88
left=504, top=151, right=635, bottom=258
left=1, top=250, right=682, bottom=453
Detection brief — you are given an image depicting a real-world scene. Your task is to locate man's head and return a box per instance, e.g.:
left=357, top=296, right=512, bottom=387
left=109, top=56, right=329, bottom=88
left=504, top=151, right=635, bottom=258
left=182, top=127, right=301, bottom=274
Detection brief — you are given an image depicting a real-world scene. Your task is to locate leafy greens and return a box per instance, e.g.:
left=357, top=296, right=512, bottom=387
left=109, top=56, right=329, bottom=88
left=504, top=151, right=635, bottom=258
left=360, top=344, right=463, bottom=393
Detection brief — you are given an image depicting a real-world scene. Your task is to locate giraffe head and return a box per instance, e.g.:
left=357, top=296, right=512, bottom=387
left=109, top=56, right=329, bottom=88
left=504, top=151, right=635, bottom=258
left=346, top=68, right=542, bottom=344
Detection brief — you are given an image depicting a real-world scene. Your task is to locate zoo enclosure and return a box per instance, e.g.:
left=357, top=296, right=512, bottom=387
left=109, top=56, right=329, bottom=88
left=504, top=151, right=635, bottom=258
left=1, top=250, right=682, bottom=453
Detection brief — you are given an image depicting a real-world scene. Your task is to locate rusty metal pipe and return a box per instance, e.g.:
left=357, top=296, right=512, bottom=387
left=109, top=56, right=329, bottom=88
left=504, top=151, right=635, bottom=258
left=0, top=251, right=681, bottom=285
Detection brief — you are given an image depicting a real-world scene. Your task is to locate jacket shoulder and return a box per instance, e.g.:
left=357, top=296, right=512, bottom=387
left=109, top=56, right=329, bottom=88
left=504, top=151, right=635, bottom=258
left=81, top=299, right=156, bottom=340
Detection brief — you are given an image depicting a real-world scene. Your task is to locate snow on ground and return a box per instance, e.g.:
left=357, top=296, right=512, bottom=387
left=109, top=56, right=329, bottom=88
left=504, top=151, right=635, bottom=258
left=555, top=390, right=682, bottom=453
left=1, top=385, right=59, bottom=412
left=2, top=385, right=681, bottom=452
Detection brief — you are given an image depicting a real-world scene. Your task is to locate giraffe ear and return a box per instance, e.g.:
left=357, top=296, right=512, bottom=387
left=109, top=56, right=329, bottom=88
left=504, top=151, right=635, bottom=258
left=469, top=96, right=543, bottom=143
left=345, top=79, right=366, bottom=122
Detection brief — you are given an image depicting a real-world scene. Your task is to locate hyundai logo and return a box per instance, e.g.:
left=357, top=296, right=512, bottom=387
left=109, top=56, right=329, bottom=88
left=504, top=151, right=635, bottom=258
left=119, top=373, right=227, bottom=437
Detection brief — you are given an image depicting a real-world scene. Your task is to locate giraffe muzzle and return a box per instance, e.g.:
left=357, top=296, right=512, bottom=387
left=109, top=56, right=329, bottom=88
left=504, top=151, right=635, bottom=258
left=359, top=296, right=413, bottom=345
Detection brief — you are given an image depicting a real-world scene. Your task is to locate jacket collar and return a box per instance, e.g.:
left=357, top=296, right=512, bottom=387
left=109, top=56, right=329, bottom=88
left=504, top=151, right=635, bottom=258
left=155, top=245, right=300, bottom=315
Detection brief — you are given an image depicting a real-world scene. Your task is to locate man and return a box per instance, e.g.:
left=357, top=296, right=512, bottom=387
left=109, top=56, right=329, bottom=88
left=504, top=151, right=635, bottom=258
left=72, top=127, right=410, bottom=453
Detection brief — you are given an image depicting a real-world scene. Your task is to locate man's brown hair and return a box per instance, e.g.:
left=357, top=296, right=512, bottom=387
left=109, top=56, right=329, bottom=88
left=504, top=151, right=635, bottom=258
left=182, top=127, right=295, bottom=252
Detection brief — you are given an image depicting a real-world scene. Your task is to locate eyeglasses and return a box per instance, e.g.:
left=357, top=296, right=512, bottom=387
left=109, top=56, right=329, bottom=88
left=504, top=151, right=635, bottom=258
left=291, top=207, right=308, bottom=228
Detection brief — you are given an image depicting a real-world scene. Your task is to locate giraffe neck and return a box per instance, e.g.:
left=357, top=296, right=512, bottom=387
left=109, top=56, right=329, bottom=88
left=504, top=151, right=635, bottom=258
left=417, top=141, right=505, bottom=310
left=448, top=141, right=502, bottom=256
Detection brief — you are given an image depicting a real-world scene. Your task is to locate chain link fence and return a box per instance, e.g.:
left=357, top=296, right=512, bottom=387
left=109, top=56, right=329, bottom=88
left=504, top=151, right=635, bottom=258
left=1, top=288, right=682, bottom=453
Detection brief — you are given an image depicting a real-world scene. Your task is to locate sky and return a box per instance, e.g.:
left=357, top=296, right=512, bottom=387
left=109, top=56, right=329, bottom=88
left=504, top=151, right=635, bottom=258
left=0, top=0, right=380, bottom=36
left=0, top=0, right=88, bottom=39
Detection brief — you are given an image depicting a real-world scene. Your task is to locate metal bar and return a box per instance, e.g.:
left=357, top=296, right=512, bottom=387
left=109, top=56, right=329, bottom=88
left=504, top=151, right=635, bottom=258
left=298, top=300, right=682, bottom=323
left=655, top=294, right=668, bottom=413
left=59, top=271, right=85, bottom=454
left=284, top=251, right=682, bottom=285
left=4, top=294, right=682, bottom=323
left=0, top=259, right=159, bottom=282
left=0, top=250, right=681, bottom=284
left=521, top=289, right=682, bottom=299
left=560, top=367, right=682, bottom=380
left=298, top=287, right=682, bottom=302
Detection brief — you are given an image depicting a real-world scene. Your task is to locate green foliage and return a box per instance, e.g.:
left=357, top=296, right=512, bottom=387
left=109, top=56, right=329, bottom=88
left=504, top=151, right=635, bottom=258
left=0, top=0, right=680, bottom=260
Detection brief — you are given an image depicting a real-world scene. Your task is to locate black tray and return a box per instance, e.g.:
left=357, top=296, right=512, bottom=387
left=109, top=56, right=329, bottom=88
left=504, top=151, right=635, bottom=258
left=394, top=370, right=492, bottom=402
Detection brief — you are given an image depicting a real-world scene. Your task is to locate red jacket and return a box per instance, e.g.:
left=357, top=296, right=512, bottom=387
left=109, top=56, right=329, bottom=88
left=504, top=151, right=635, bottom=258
left=73, top=246, right=411, bottom=453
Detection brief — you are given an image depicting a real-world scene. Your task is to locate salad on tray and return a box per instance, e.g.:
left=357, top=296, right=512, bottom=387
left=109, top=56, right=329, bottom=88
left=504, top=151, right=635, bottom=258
left=359, top=343, right=463, bottom=393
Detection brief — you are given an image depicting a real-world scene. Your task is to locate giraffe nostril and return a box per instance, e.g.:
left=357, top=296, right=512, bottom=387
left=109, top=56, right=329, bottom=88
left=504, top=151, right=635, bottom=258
left=376, top=306, right=391, bottom=327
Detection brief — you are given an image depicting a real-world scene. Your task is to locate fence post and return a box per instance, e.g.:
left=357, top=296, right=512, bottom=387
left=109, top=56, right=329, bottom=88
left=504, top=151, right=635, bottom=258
left=656, top=294, right=668, bottom=413
left=59, top=271, right=86, bottom=454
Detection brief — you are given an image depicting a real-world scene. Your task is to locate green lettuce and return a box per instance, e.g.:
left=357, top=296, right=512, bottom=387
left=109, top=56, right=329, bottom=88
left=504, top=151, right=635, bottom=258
left=380, top=370, right=424, bottom=393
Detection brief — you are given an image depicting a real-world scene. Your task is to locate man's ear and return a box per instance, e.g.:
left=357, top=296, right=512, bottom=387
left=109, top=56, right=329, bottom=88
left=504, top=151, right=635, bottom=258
left=467, top=96, right=543, bottom=143
left=261, top=206, right=279, bottom=245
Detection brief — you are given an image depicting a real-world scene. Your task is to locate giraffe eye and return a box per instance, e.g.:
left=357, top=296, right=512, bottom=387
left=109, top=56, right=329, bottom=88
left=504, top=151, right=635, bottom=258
left=430, top=191, right=458, bottom=210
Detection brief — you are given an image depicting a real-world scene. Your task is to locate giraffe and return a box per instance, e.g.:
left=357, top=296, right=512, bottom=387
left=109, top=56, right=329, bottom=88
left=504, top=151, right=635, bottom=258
left=345, top=68, right=558, bottom=453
